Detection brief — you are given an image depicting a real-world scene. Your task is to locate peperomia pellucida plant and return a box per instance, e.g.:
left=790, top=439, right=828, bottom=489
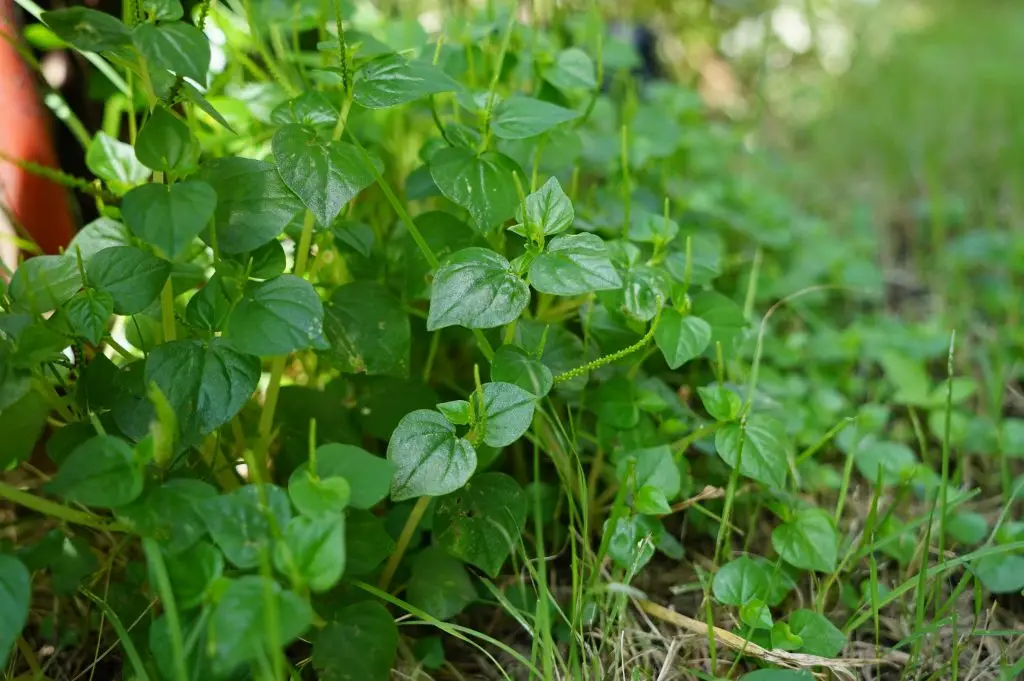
left=1, top=1, right=1023, bottom=680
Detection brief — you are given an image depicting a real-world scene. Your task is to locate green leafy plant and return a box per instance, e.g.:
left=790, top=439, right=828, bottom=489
left=1, top=1, right=1022, bottom=679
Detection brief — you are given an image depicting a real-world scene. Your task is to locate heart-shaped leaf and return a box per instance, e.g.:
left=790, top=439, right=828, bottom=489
left=208, top=576, right=311, bottom=675
left=41, top=7, right=131, bottom=52
left=145, top=338, right=261, bottom=442
left=434, top=472, right=526, bottom=576
left=201, top=485, right=292, bottom=569
left=323, top=281, right=410, bottom=377
left=7, top=255, right=81, bottom=314
left=132, top=22, right=210, bottom=84
left=116, top=479, right=217, bottom=555
left=274, top=515, right=345, bottom=592
left=614, top=445, right=679, bottom=499
left=62, top=289, right=113, bottom=345
left=47, top=435, right=143, bottom=508
left=407, top=546, right=476, bottom=620
left=490, top=95, right=580, bottom=140
left=313, top=602, right=398, bottom=681
left=513, top=177, right=574, bottom=237
left=772, top=508, right=839, bottom=573
left=715, top=415, right=788, bottom=489
left=491, top=345, right=552, bottom=398
left=121, top=181, right=217, bottom=259
left=475, top=382, right=536, bottom=448
left=529, top=233, right=622, bottom=296
left=429, top=147, right=522, bottom=230
left=135, top=105, right=194, bottom=173
left=289, top=443, right=394, bottom=512
left=86, top=132, right=150, bottom=190
left=654, top=310, right=712, bottom=369
left=87, top=246, right=171, bottom=314
left=428, top=248, right=530, bottom=330
left=199, top=157, right=304, bottom=254
left=388, top=410, right=476, bottom=501
left=788, top=609, right=847, bottom=657
left=354, top=53, right=460, bottom=108
left=272, top=124, right=379, bottom=228
left=224, top=275, right=325, bottom=356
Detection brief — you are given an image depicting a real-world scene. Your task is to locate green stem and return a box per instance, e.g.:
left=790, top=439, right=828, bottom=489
left=0, top=481, right=127, bottom=532
left=378, top=495, right=431, bottom=592
left=345, top=132, right=495, bottom=361
left=160, top=280, right=176, bottom=343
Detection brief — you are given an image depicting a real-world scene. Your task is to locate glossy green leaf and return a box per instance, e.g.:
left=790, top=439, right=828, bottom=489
left=690, top=291, right=747, bottom=352
left=972, top=555, right=1024, bottom=594
left=491, top=345, right=552, bottom=397
left=788, top=609, right=847, bottom=657
left=200, top=484, right=292, bottom=569
left=772, top=509, right=839, bottom=573
left=388, top=410, right=476, bottom=501
left=854, top=441, right=918, bottom=487
left=86, top=246, right=171, bottom=315
left=713, top=556, right=770, bottom=606
left=490, top=95, right=580, bottom=140
left=427, top=248, right=530, bottom=330
left=771, top=621, right=804, bottom=651
left=654, top=310, right=711, bottom=369
left=41, top=7, right=131, bottom=52
left=543, top=48, right=597, bottom=91
left=224, top=275, right=325, bottom=356
left=135, top=106, right=194, bottom=173
left=946, top=511, right=988, bottom=546
left=698, top=384, right=742, bottom=422
left=121, top=181, right=217, bottom=259
left=605, top=514, right=656, bottom=571
left=86, top=132, right=150, bottom=190
left=634, top=485, right=672, bottom=515
left=63, top=289, right=113, bottom=345
left=599, top=264, right=666, bottom=322
left=354, top=53, right=459, bottom=108
left=513, top=177, right=574, bottom=237
left=0, top=555, right=30, bottom=669
left=117, top=479, right=217, bottom=555
left=184, top=266, right=243, bottom=332
left=429, top=147, right=522, bottom=230
left=142, top=0, right=184, bottom=20
left=275, top=515, right=345, bottom=592
left=433, top=472, right=527, bottom=576
left=163, top=540, right=222, bottom=609
left=133, top=22, right=210, bottom=84
left=529, top=233, right=622, bottom=296
left=313, top=602, right=398, bottom=681
left=208, top=576, right=311, bottom=675
left=740, top=598, right=773, bottom=629
left=270, top=91, right=339, bottom=127
left=475, top=382, right=536, bottom=448
left=47, top=435, right=143, bottom=508
left=292, top=443, right=394, bottom=511
left=630, top=210, right=680, bottom=243
left=199, top=157, right=304, bottom=254
left=345, top=510, right=394, bottom=576
left=587, top=376, right=639, bottom=430
left=288, top=474, right=350, bottom=518
left=715, top=415, right=788, bottom=489
left=323, top=281, right=410, bottom=377
left=8, top=255, right=81, bottom=314
left=615, top=445, right=679, bottom=499
left=407, top=546, right=476, bottom=620
left=437, top=400, right=471, bottom=425
left=145, top=338, right=260, bottom=442
left=272, top=124, right=378, bottom=227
